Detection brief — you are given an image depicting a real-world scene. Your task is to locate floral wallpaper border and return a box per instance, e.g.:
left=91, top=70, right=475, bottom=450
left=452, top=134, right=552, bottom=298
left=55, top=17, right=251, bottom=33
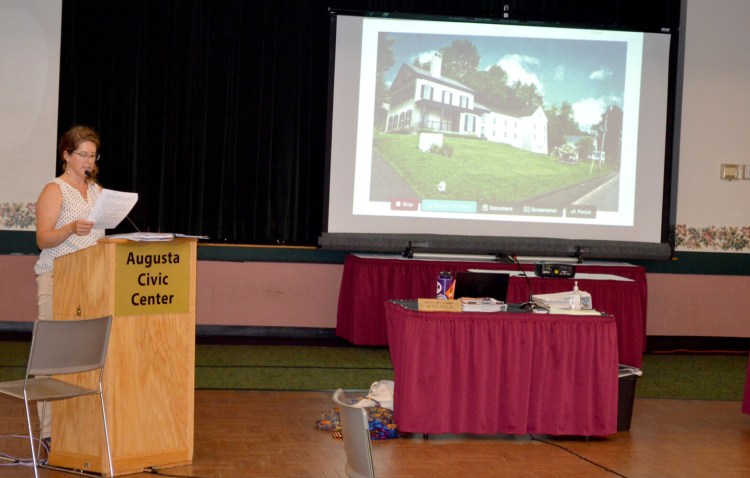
left=675, top=224, right=750, bottom=252
left=0, top=202, right=36, bottom=229
left=3, top=203, right=749, bottom=252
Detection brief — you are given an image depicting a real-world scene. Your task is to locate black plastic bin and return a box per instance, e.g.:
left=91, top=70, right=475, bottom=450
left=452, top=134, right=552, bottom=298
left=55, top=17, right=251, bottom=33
left=617, top=364, right=642, bottom=431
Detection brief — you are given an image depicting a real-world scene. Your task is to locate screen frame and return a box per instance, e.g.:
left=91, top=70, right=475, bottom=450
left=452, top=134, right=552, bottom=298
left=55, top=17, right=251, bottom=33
left=322, top=10, right=680, bottom=261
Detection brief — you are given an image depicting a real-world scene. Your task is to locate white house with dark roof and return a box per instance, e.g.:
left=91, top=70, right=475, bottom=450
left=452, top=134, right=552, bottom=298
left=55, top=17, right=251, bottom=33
left=384, top=52, right=548, bottom=155
left=479, top=103, right=549, bottom=154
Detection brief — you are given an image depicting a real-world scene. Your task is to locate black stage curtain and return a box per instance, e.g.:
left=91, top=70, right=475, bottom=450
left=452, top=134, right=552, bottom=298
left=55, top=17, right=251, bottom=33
left=58, top=0, right=679, bottom=245
left=59, top=0, right=331, bottom=244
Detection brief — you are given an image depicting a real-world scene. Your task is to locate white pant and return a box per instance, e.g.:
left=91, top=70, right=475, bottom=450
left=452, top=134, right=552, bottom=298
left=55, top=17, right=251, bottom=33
left=35, top=271, right=53, bottom=439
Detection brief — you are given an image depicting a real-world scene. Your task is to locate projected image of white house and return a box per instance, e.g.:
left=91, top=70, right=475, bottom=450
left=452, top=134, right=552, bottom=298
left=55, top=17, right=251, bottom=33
left=364, top=31, right=630, bottom=223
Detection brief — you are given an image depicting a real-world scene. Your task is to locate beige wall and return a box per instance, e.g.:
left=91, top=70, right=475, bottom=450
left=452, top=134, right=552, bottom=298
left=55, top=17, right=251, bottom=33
left=647, top=273, right=750, bottom=337
left=0, top=255, right=37, bottom=323
left=1, top=254, right=747, bottom=338
left=0, top=255, right=341, bottom=330
left=675, top=0, right=750, bottom=249
left=195, top=260, right=341, bottom=329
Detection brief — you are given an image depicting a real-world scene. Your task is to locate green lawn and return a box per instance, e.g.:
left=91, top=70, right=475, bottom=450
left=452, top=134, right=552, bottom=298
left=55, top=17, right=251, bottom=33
left=373, top=133, right=615, bottom=202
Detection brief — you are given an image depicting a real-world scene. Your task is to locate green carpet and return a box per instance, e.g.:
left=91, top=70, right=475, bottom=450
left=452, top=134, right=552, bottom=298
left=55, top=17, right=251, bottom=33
left=1, top=341, right=747, bottom=400
left=638, top=353, right=747, bottom=400
left=194, top=344, right=395, bottom=391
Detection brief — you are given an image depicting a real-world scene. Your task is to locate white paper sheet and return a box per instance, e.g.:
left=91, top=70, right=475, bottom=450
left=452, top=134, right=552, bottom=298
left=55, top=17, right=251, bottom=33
left=105, top=232, right=174, bottom=241
left=87, top=188, right=138, bottom=229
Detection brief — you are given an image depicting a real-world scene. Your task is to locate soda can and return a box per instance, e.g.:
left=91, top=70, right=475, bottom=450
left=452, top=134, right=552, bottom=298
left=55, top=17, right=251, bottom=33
left=436, top=271, right=454, bottom=300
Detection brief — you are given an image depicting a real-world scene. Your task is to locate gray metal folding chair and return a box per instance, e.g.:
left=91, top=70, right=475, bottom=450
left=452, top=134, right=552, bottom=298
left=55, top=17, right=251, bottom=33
left=0, top=316, right=114, bottom=478
left=332, top=388, right=375, bottom=478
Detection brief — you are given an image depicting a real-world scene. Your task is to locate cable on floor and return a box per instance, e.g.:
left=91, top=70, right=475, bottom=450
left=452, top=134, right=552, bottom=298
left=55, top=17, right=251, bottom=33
left=531, top=435, right=628, bottom=478
left=143, top=466, right=212, bottom=478
left=0, top=433, right=49, bottom=467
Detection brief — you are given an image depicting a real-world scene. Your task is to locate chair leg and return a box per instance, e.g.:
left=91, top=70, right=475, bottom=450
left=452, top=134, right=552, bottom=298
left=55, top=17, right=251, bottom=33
left=36, top=402, right=49, bottom=462
left=23, top=399, right=40, bottom=478
left=99, top=391, right=114, bottom=477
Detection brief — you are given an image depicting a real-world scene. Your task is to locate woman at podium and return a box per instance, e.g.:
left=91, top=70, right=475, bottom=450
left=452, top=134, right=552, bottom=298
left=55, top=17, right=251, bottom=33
left=32, top=125, right=106, bottom=443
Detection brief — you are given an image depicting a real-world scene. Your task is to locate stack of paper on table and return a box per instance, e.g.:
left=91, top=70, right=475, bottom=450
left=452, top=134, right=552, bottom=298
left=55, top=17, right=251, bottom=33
left=460, top=297, right=508, bottom=312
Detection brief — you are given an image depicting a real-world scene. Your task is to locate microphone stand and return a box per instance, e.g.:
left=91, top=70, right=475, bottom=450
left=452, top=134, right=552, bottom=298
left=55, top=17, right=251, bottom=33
left=124, top=214, right=142, bottom=233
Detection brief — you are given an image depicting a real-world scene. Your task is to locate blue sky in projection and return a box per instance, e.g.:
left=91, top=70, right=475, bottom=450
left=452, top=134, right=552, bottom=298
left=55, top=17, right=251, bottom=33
left=383, top=32, right=628, bottom=131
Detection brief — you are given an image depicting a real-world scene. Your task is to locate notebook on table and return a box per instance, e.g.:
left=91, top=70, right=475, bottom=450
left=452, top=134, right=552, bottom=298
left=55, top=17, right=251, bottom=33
left=453, top=272, right=510, bottom=302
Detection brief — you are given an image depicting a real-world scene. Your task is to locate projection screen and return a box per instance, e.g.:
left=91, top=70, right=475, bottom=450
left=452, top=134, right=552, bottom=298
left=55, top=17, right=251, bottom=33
left=322, top=12, right=676, bottom=259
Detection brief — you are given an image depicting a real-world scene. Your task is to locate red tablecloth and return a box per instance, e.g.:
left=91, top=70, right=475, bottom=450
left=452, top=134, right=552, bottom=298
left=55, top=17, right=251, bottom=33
left=385, top=301, right=619, bottom=436
left=743, top=352, right=750, bottom=415
left=337, top=254, right=647, bottom=367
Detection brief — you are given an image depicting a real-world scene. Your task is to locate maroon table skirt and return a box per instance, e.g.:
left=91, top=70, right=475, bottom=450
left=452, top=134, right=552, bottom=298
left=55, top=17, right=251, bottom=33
left=338, top=254, right=647, bottom=367
left=385, top=301, right=619, bottom=436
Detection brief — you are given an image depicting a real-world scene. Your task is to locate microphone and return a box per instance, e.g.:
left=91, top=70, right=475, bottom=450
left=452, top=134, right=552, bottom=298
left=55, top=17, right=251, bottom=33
left=510, top=255, right=536, bottom=310
left=86, top=170, right=141, bottom=232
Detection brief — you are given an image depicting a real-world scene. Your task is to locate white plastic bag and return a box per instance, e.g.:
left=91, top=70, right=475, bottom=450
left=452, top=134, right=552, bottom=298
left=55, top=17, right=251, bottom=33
left=353, top=380, right=395, bottom=410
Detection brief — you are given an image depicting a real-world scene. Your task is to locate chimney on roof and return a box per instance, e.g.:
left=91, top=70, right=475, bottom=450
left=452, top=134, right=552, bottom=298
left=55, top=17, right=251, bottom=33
left=430, top=51, right=442, bottom=79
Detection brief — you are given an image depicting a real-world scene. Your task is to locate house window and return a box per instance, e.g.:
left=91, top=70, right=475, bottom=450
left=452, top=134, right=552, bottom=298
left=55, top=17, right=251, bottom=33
left=464, top=115, right=476, bottom=133
left=405, top=110, right=412, bottom=126
left=442, top=91, right=452, bottom=105
left=459, top=95, right=468, bottom=108
left=421, top=84, right=433, bottom=100
left=399, top=112, right=405, bottom=128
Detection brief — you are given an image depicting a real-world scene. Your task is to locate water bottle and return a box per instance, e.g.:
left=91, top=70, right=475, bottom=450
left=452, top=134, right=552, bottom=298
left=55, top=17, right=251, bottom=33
left=569, top=280, right=582, bottom=310
left=436, top=271, right=454, bottom=300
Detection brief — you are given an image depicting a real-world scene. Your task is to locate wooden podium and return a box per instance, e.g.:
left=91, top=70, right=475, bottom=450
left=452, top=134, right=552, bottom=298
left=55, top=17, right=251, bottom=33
left=49, top=237, right=197, bottom=476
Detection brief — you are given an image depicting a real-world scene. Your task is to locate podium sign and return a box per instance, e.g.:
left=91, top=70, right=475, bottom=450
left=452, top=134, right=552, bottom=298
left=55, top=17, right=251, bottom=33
left=114, top=241, right=191, bottom=315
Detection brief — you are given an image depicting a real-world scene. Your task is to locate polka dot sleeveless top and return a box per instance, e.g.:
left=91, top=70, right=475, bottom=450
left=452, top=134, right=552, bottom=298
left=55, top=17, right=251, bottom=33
left=35, top=177, right=105, bottom=275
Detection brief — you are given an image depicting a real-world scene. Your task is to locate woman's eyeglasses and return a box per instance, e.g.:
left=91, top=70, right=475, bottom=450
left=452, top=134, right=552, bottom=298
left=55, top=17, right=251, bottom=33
left=72, top=151, right=101, bottom=162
